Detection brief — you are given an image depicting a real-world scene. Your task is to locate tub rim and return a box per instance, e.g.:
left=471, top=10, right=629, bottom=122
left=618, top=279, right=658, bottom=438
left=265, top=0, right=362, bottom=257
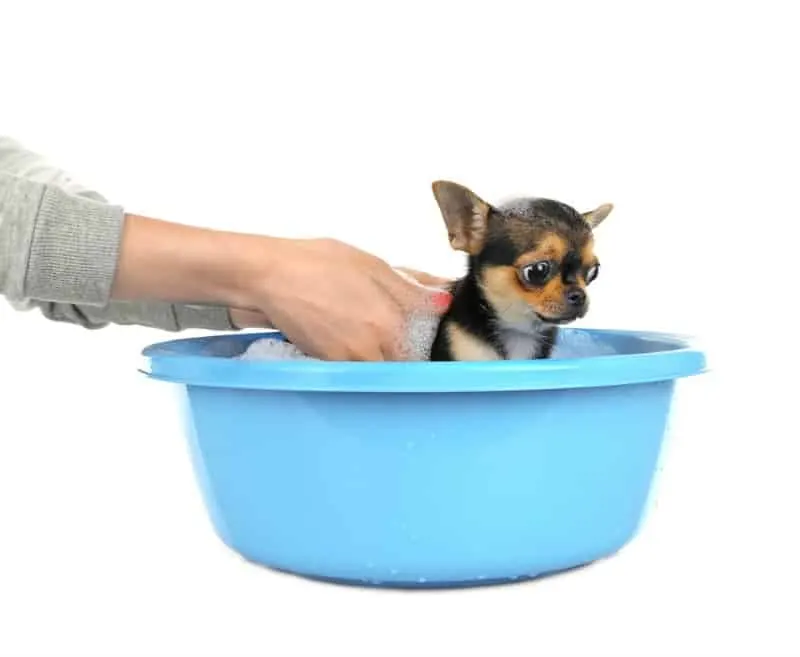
left=140, top=328, right=707, bottom=393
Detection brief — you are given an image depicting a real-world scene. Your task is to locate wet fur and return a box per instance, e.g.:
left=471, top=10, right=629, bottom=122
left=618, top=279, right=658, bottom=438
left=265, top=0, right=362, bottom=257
left=428, top=186, right=611, bottom=362
left=430, top=268, right=559, bottom=361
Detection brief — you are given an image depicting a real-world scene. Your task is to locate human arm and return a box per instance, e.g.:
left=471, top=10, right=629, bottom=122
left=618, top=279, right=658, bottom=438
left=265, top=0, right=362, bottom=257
left=0, top=136, right=452, bottom=358
left=0, top=135, right=235, bottom=331
left=111, top=216, right=453, bottom=359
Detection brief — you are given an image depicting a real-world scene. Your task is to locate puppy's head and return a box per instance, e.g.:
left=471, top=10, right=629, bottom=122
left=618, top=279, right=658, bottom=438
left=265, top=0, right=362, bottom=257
left=431, top=180, right=613, bottom=326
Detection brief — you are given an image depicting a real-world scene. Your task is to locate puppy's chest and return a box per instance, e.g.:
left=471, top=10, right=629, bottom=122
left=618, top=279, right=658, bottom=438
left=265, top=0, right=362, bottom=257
left=497, top=323, right=542, bottom=360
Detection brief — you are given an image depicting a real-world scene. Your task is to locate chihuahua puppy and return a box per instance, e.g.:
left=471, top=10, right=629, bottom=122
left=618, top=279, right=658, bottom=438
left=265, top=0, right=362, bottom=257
left=428, top=181, right=613, bottom=361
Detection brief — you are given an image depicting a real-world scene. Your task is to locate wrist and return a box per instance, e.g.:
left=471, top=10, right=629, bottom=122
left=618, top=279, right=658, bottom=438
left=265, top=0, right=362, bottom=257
left=216, top=233, right=291, bottom=312
left=110, top=213, right=273, bottom=309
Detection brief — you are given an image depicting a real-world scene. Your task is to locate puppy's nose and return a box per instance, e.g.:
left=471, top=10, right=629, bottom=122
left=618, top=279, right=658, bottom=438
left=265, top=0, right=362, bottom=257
left=566, top=288, right=586, bottom=307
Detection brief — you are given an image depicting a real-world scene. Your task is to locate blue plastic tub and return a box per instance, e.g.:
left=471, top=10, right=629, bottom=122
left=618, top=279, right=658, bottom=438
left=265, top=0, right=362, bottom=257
left=141, top=328, right=705, bottom=588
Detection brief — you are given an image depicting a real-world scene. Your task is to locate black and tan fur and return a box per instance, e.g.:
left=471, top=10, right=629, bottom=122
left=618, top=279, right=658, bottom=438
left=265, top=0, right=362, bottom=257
left=428, top=181, right=613, bottom=362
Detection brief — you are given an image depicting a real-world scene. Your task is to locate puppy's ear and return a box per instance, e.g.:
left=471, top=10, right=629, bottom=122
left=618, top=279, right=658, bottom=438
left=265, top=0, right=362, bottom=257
left=582, top=203, right=614, bottom=229
left=431, top=180, right=491, bottom=254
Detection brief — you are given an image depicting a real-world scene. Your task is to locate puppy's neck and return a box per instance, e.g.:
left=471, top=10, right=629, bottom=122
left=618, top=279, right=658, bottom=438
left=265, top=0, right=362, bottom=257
left=494, top=314, right=550, bottom=361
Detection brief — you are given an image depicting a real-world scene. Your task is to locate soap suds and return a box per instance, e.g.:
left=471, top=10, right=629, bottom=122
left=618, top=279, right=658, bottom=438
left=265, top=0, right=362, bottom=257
left=237, top=323, right=618, bottom=362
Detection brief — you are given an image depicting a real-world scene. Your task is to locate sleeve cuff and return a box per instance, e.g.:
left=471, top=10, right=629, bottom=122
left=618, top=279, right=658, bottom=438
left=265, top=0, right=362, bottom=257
left=67, top=300, right=239, bottom=332
left=25, top=184, right=125, bottom=305
left=15, top=181, right=238, bottom=332
left=173, top=303, right=237, bottom=331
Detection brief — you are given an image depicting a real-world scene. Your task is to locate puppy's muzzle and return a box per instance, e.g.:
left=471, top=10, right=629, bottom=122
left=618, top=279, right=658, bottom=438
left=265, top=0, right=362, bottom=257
left=559, top=287, right=588, bottom=321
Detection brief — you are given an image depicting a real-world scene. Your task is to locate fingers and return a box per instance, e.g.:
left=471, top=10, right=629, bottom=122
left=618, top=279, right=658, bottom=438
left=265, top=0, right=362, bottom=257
left=252, top=238, right=453, bottom=362
left=363, top=265, right=452, bottom=360
left=373, top=306, right=407, bottom=361
left=323, top=314, right=398, bottom=362
left=351, top=341, right=386, bottom=362
left=341, top=337, right=388, bottom=362
left=393, top=267, right=453, bottom=289
left=340, top=298, right=409, bottom=362
left=379, top=265, right=453, bottom=316
left=380, top=324, right=409, bottom=361
left=291, top=331, right=386, bottom=362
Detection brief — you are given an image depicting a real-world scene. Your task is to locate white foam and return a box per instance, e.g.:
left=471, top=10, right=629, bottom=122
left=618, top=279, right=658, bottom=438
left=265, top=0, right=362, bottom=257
left=237, top=312, right=440, bottom=362
left=551, top=328, right=619, bottom=359
left=237, top=325, right=619, bottom=362
left=238, top=338, right=315, bottom=361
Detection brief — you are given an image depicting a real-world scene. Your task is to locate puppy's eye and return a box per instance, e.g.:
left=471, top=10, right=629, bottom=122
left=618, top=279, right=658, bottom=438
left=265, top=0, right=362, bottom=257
left=520, top=261, right=553, bottom=286
left=585, top=264, right=600, bottom=284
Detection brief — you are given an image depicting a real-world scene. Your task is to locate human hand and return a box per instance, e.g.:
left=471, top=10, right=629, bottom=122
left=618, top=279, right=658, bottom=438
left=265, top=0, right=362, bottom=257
left=109, top=214, right=451, bottom=356
left=392, top=267, right=454, bottom=289
left=234, top=238, right=453, bottom=361
left=229, top=260, right=455, bottom=330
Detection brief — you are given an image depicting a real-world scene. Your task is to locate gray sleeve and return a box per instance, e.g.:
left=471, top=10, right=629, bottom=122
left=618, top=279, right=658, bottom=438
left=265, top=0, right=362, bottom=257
left=0, top=135, right=235, bottom=331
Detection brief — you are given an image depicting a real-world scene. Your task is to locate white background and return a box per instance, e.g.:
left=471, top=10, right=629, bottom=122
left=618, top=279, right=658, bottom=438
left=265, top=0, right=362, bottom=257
left=1, top=2, right=797, bottom=656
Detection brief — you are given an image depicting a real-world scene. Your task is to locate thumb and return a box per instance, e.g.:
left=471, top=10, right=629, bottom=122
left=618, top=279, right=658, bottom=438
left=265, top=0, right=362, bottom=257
left=393, top=267, right=453, bottom=289
left=390, top=268, right=453, bottom=315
